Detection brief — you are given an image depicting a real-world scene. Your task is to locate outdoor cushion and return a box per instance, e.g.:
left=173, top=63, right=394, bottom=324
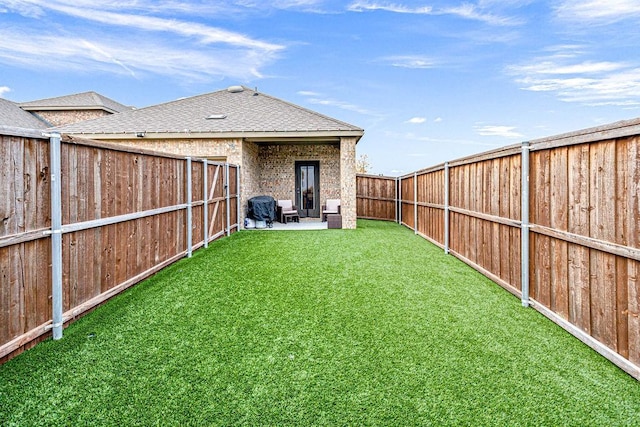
left=277, top=199, right=299, bottom=222
left=278, top=199, right=293, bottom=210
left=325, top=199, right=340, bottom=212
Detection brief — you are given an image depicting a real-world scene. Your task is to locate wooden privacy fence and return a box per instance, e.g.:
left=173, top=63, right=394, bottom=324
left=0, top=127, right=240, bottom=363
left=356, top=174, right=397, bottom=221
left=357, top=118, right=640, bottom=380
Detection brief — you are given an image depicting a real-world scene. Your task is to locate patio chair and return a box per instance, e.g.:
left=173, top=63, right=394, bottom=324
left=277, top=199, right=299, bottom=223
left=322, top=199, right=341, bottom=221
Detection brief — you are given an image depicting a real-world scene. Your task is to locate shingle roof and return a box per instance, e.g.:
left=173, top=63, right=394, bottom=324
left=20, top=91, right=132, bottom=113
left=0, top=98, right=48, bottom=129
left=54, top=86, right=364, bottom=138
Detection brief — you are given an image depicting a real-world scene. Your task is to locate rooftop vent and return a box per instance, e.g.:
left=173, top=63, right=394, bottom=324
left=227, top=85, right=244, bottom=93
left=206, top=114, right=227, bottom=120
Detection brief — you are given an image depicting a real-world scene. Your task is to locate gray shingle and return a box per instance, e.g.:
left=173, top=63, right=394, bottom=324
left=0, top=98, right=48, bottom=129
left=20, top=91, right=132, bottom=113
left=54, top=86, right=363, bottom=135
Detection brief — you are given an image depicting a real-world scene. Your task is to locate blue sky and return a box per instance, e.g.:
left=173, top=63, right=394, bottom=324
left=2, top=1, right=640, bottom=176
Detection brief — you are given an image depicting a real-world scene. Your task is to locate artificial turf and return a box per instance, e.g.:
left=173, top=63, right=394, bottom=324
left=1, top=219, right=639, bottom=426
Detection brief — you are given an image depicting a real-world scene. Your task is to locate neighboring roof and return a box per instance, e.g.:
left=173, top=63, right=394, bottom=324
left=20, top=91, right=133, bottom=114
left=54, top=86, right=364, bottom=141
left=0, top=97, right=48, bottom=129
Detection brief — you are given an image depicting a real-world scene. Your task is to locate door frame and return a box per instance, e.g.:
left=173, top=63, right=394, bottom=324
left=295, top=161, right=320, bottom=218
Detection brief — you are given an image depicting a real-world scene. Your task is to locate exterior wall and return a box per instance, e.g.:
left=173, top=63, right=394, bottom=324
left=93, top=137, right=356, bottom=226
left=258, top=143, right=341, bottom=216
left=241, top=141, right=260, bottom=221
left=32, top=110, right=111, bottom=126
left=106, top=138, right=242, bottom=165
left=340, top=137, right=358, bottom=229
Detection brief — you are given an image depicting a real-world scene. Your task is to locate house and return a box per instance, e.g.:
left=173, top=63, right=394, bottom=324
left=55, top=86, right=364, bottom=228
left=19, top=91, right=133, bottom=127
left=0, top=97, right=48, bottom=129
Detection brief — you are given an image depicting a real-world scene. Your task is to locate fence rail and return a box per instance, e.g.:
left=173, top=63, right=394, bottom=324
left=357, top=117, right=640, bottom=380
left=0, top=129, right=239, bottom=362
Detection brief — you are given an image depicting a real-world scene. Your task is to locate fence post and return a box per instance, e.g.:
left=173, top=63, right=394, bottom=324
left=394, top=177, right=398, bottom=223
left=521, top=141, right=531, bottom=307
left=202, top=159, right=208, bottom=249
left=414, top=172, right=418, bottom=234
left=444, top=162, right=450, bottom=254
left=236, top=166, right=241, bottom=231
left=186, top=157, right=193, bottom=258
left=225, top=163, right=231, bottom=236
left=398, top=177, right=402, bottom=225
left=49, top=132, right=63, bottom=340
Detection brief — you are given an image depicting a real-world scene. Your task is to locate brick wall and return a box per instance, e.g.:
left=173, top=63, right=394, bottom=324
left=340, top=137, right=357, bottom=229
left=258, top=143, right=341, bottom=212
left=111, top=138, right=242, bottom=165
left=241, top=141, right=260, bottom=220
left=32, top=110, right=111, bottom=127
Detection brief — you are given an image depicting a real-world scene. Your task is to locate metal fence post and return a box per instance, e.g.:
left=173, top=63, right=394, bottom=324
left=202, top=159, right=208, bottom=249
left=414, top=172, right=418, bottom=234
left=394, top=177, right=398, bottom=223
left=521, top=141, right=531, bottom=307
left=398, top=177, right=402, bottom=225
left=186, top=157, right=193, bottom=258
left=236, top=166, right=241, bottom=230
left=444, top=162, right=450, bottom=254
left=225, top=163, right=230, bottom=236
left=49, top=132, right=63, bottom=340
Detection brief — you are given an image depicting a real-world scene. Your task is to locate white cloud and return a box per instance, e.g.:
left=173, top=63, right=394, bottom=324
left=510, top=60, right=627, bottom=75
left=0, top=29, right=274, bottom=81
left=434, top=117, right=443, bottom=123
left=307, top=97, right=377, bottom=116
left=439, top=3, right=523, bottom=26
left=0, top=86, right=10, bottom=97
left=347, top=1, right=433, bottom=14
left=475, top=125, right=523, bottom=138
left=382, top=55, right=437, bottom=69
left=297, top=90, right=321, bottom=96
left=406, top=117, right=426, bottom=124
left=555, top=0, right=640, bottom=24
left=36, top=2, right=283, bottom=52
left=348, top=1, right=522, bottom=26
left=0, top=1, right=284, bottom=81
left=507, top=50, right=640, bottom=106
left=298, top=89, right=380, bottom=116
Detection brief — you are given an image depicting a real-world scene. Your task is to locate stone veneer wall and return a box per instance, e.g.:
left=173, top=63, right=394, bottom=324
left=32, top=110, right=112, bottom=127
left=340, top=137, right=357, bottom=229
left=240, top=141, right=260, bottom=221
left=109, top=138, right=242, bottom=165
left=257, top=143, right=341, bottom=215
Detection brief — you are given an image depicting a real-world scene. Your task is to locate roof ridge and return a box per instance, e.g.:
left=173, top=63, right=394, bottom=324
left=89, top=91, right=103, bottom=106
left=243, top=86, right=363, bottom=131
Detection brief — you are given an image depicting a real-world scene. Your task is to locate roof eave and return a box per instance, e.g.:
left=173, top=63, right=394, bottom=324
left=21, top=106, right=119, bottom=114
left=62, top=129, right=364, bottom=142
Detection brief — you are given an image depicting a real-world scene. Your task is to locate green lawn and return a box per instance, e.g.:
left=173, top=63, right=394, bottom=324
left=1, top=220, right=639, bottom=426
